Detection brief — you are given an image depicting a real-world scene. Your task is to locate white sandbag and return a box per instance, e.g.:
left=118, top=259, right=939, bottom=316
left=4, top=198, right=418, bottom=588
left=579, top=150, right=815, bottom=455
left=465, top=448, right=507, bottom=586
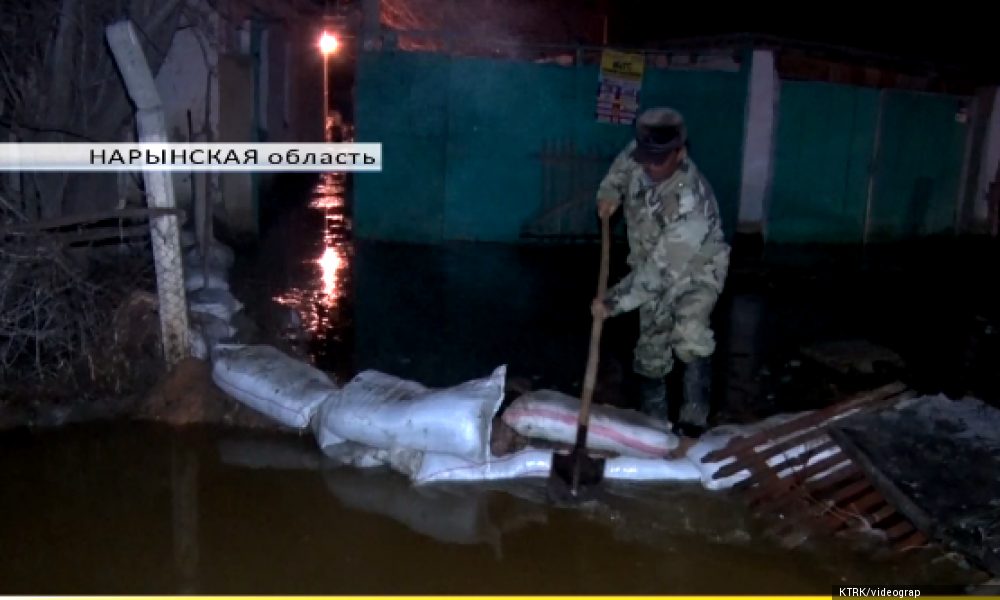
left=387, top=447, right=425, bottom=477
left=314, top=366, right=506, bottom=462
left=208, top=342, right=246, bottom=362
left=190, top=313, right=235, bottom=360
left=185, top=264, right=229, bottom=292
left=183, top=240, right=235, bottom=270
left=410, top=447, right=701, bottom=485
left=502, top=389, right=679, bottom=457
left=190, top=312, right=236, bottom=347
left=605, top=456, right=702, bottom=482
left=320, top=441, right=389, bottom=468
left=685, top=411, right=851, bottom=491
left=412, top=449, right=552, bottom=484
left=684, top=427, right=752, bottom=490
left=189, top=288, right=243, bottom=322
left=190, top=329, right=208, bottom=360
left=212, top=345, right=339, bottom=429
left=313, top=437, right=425, bottom=474
left=312, top=397, right=348, bottom=449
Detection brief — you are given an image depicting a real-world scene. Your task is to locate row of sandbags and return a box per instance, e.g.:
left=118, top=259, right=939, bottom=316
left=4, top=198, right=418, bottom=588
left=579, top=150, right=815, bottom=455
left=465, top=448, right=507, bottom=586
left=177, top=230, right=243, bottom=359
left=210, top=344, right=846, bottom=489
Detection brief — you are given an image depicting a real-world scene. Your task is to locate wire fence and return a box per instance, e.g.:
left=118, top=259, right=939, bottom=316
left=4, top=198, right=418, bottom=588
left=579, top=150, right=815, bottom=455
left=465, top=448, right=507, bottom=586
left=0, top=206, right=164, bottom=396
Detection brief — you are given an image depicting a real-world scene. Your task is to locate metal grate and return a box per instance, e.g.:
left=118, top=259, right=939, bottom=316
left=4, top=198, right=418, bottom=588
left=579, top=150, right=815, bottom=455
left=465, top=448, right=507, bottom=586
left=700, top=382, right=928, bottom=550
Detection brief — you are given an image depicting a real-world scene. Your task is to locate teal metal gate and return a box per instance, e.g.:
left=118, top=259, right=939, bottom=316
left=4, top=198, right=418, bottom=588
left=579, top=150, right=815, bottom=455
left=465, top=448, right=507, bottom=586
left=354, top=47, right=749, bottom=244
left=866, top=90, right=968, bottom=241
left=768, top=81, right=969, bottom=244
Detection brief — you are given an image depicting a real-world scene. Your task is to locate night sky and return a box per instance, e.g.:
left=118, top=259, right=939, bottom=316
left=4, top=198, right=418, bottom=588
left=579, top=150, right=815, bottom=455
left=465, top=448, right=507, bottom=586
left=370, top=0, right=997, bottom=80
left=606, top=4, right=994, bottom=79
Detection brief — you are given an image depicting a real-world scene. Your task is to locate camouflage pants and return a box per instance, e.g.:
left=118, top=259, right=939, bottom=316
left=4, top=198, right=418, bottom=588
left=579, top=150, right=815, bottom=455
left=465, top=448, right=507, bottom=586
left=633, top=248, right=730, bottom=380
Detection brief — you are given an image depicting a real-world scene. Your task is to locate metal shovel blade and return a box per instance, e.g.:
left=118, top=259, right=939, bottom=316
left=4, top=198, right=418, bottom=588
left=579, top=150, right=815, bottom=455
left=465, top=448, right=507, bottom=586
left=547, top=448, right=606, bottom=505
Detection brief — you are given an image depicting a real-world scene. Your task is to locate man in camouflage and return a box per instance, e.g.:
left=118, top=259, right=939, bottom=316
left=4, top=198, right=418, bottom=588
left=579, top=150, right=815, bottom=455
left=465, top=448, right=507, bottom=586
left=591, top=107, right=730, bottom=444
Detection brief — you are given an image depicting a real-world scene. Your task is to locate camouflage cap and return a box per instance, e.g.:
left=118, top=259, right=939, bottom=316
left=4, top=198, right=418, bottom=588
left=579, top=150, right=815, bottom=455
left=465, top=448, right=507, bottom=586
left=633, top=107, right=687, bottom=163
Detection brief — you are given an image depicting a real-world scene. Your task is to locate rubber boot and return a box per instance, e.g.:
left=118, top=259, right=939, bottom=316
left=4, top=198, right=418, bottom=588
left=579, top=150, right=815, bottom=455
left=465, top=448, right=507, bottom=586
left=675, top=356, right=711, bottom=438
left=636, top=374, right=669, bottom=424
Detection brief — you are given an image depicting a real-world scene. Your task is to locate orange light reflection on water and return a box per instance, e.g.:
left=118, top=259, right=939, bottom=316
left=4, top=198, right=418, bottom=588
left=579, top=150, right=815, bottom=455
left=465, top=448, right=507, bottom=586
left=318, top=245, right=343, bottom=298
left=271, top=115, right=352, bottom=339
left=272, top=171, right=350, bottom=337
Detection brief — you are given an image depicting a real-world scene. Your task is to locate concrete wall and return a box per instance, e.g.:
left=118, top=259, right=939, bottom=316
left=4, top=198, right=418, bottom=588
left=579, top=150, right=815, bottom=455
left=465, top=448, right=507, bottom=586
left=259, top=24, right=313, bottom=145
left=289, top=22, right=325, bottom=144
left=264, top=28, right=291, bottom=143
left=974, top=87, right=1000, bottom=232
left=737, top=50, right=777, bottom=235
left=218, top=52, right=256, bottom=238
left=153, top=2, right=324, bottom=240
left=257, top=25, right=300, bottom=203
left=736, top=49, right=983, bottom=243
left=155, top=2, right=221, bottom=229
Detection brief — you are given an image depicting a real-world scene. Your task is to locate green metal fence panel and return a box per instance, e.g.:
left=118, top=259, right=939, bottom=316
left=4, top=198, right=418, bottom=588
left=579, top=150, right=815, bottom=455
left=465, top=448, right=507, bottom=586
left=354, top=49, right=748, bottom=243
left=640, top=68, right=748, bottom=242
left=518, top=64, right=632, bottom=241
left=444, top=59, right=576, bottom=241
left=867, top=90, right=968, bottom=241
left=768, top=81, right=881, bottom=244
left=354, top=51, right=449, bottom=242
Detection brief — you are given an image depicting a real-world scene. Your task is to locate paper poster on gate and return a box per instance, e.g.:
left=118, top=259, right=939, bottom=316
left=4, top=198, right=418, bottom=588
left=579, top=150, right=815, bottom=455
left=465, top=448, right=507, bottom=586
left=596, top=49, right=645, bottom=125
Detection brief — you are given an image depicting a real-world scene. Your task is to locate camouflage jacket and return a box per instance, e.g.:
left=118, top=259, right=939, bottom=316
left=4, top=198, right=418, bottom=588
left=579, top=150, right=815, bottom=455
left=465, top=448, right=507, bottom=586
left=596, top=140, right=728, bottom=316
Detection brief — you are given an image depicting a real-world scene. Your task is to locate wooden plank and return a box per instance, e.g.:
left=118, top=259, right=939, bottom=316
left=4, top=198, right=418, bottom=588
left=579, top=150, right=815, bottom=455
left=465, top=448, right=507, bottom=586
left=713, top=430, right=832, bottom=479
left=44, top=225, right=150, bottom=246
left=0, top=208, right=183, bottom=234
left=827, top=427, right=936, bottom=538
left=703, top=381, right=907, bottom=462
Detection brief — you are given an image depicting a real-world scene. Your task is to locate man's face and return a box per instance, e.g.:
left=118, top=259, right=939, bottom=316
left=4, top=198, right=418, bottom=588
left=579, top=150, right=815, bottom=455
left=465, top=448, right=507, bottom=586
left=641, top=150, right=681, bottom=183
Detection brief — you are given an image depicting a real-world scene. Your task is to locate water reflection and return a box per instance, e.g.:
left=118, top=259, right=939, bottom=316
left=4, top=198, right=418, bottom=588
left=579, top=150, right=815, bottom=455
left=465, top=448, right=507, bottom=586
left=0, top=424, right=977, bottom=594
left=319, top=246, right=343, bottom=298
left=271, top=114, right=354, bottom=359
left=171, top=440, right=199, bottom=593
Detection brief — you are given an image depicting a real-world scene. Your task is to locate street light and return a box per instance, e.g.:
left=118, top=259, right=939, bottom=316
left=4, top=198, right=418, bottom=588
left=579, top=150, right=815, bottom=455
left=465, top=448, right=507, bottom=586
left=319, top=31, right=338, bottom=54
left=319, top=31, right=338, bottom=130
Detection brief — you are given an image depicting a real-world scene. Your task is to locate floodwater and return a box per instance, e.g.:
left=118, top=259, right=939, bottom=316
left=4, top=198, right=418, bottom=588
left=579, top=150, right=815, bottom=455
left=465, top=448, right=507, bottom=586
left=1, top=115, right=996, bottom=593
left=0, top=424, right=972, bottom=594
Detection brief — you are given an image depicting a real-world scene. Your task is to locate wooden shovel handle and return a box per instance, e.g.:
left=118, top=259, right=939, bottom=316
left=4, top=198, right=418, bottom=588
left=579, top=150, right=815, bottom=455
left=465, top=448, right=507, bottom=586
left=578, top=215, right=610, bottom=429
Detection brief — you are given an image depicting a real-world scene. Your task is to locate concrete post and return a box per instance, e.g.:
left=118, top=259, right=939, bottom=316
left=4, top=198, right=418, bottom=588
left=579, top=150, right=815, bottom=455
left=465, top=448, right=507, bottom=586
left=106, top=20, right=191, bottom=366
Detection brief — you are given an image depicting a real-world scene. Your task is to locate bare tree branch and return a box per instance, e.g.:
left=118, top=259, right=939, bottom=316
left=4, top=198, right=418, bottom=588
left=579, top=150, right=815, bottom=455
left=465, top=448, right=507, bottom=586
left=1, top=0, right=187, bottom=220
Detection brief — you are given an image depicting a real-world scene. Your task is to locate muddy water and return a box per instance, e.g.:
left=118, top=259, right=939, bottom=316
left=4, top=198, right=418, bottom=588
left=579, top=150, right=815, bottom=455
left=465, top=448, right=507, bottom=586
left=0, top=424, right=971, bottom=594
left=4, top=115, right=988, bottom=592
left=182, top=117, right=991, bottom=593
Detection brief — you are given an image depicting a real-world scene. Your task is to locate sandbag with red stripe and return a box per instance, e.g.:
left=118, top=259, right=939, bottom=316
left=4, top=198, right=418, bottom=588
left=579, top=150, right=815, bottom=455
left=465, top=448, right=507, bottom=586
left=501, top=389, right=680, bottom=458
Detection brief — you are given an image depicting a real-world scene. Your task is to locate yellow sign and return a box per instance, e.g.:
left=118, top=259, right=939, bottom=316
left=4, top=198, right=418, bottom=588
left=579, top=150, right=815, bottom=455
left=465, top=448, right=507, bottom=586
left=600, top=49, right=645, bottom=81
left=597, top=49, right=645, bottom=125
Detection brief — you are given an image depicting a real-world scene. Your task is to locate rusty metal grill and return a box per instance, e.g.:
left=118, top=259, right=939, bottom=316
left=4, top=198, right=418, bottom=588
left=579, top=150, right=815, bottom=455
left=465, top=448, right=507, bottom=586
left=700, top=382, right=928, bottom=551
left=520, top=140, right=625, bottom=242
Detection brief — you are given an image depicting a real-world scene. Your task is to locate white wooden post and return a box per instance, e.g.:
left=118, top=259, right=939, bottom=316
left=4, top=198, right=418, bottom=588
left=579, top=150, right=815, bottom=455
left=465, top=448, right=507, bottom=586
left=106, top=20, right=190, bottom=366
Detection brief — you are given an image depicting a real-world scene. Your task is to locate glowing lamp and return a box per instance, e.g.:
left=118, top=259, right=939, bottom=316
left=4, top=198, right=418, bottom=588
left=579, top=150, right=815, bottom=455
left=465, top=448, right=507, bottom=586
left=319, top=32, right=338, bottom=55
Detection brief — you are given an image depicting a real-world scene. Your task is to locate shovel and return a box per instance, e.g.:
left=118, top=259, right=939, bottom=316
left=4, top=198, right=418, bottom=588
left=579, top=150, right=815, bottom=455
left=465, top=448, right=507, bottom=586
left=547, top=214, right=610, bottom=504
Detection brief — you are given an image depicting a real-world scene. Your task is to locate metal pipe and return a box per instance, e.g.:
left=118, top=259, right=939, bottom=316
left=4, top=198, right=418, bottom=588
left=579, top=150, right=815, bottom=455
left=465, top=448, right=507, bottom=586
left=862, top=89, right=886, bottom=251
left=323, top=52, right=329, bottom=133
